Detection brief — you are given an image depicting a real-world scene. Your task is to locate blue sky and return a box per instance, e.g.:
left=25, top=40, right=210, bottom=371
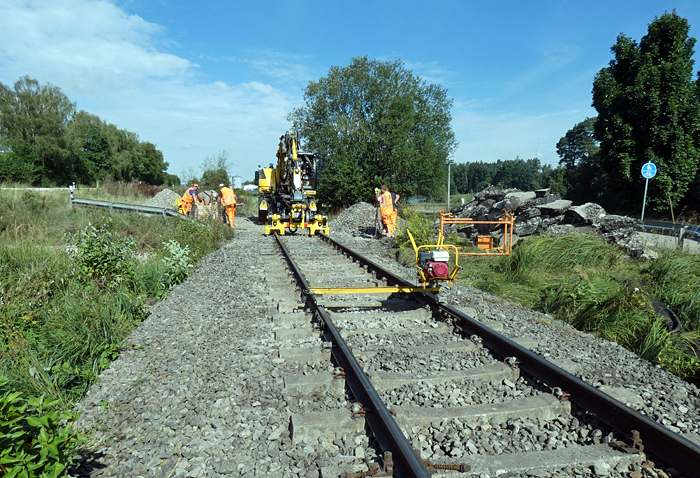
left=2, top=0, right=699, bottom=183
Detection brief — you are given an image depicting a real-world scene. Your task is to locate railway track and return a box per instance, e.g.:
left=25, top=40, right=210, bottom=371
left=271, top=232, right=700, bottom=477
left=72, top=216, right=700, bottom=478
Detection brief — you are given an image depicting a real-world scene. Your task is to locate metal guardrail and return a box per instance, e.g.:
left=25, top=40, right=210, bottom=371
left=69, top=197, right=189, bottom=220
left=636, top=220, right=700, bottom=243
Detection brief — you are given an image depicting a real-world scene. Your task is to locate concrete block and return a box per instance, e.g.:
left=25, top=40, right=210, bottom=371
left=329, top=308, right=430, bottom=321
left=275, top=327, right=312, bottom=341
left=279, top=345, right=331, bottom=363
left=372, top=362, right=519, bottom=391
left=480, top=320, right=503, bottom=333
left=357, top=341, right=476, bottom=358
left=511, top=336, right=537, bottom=349
left=393, top=394, right=571, bottom=429
left=284, top=373, right=345, bottom=397
left=598, top=386, right=645, bottom=408
left=341, top=322, right=452, bottom=338
left=273, top=312, right=312, bottom=327
left=277, top=301, right=306, bottom=313
left=290, top=409, right=365, bottom=445
left=549, top=357, right=583, bottom=376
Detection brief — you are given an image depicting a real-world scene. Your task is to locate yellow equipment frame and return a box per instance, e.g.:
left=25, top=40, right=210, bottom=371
left=264, top=213, right=329, bottom=235
left=437, top=210, right=515, bottom=256
left=407, top=229, right=460, bottom=288
left=310, top=285, right=441, bottom=294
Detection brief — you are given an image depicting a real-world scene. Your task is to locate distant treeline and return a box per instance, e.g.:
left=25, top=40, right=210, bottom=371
left=0, top=76, right=178, bottom=187
left=449, top=158, right=556, bottom=195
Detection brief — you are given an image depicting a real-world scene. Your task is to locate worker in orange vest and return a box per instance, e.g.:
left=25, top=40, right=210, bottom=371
left=376, top=185, right=399, bottom=237
left=181, top=184, right=201, bottom=217
left=218, top=183, right=236, bottom=228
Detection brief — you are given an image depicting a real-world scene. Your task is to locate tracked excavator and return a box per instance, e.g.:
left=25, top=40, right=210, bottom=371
left=255, top=131, right=328, bottom=235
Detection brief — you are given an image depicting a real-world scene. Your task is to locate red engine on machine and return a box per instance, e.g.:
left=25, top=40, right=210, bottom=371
left=418, top=249, right=451, bottom=279
left=426, top=261, right=450, bottom=278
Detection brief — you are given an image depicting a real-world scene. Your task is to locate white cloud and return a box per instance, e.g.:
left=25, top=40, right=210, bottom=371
left=0, top=0, right=192, bottom=89
left=0, top=0, right=299, bottom=182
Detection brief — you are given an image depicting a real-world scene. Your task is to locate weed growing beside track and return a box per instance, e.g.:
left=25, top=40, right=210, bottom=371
left=396, top=209, right=700, bottom=384
left=0, top=185, right=234, bottom=477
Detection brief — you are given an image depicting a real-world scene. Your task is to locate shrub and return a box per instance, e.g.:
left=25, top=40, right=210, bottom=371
left=0, top=379, right=85, bottom=478
left=64, top=218, right=136, bottom=285
left=161, top=240, right=192, bottom=291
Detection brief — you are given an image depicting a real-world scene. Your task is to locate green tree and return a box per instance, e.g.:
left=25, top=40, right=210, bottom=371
left=557, top=117, right=599, bottom=169
left=491, top=157, right=547, bottom=191
left=288, top=56, right=457, bottom=206
left=592, top=11, right=700, bottom=213
left=556, top=117, right=601, bottom=203
left=0, top=76, right=76, bottom=185
left=135, top=142, right=169, bottom=185
left=199, top=151, right=231, bottom=190
left=65, top=111, right=112, bottom=184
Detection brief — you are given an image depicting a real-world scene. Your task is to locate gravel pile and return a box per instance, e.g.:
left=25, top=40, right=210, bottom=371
left=329, top=202, right=378, bottom=237
left=69, top=212, right=700, bottom=478
left=143, top=188, right=181, bottom=210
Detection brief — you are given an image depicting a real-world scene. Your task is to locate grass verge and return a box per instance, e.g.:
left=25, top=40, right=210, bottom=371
left=0, top=185, right=234, bottom=476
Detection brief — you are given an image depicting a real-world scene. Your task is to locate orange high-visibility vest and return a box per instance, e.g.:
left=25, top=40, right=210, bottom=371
left=219, top=187, right=236, bottom=207
left=380, top=191, right=394, bottom=213
left=182, top=187, right=197, bottom=204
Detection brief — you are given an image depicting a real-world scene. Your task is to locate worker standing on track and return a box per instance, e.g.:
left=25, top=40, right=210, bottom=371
left=181, top=183, right=201, bottom=217
left=218, top=183, right=236, bottom=228
left=376, top=185, right=399, bottom=237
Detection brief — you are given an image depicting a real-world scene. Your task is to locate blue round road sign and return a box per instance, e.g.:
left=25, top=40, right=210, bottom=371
left=641, top=162, right=657, bottom=179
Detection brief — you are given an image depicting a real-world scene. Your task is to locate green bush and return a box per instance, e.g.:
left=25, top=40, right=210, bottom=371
left=160, top=239, right=192, bottom=291
left=64, top=218, right=136, bottom=285
left=393, top=209, right=435, bottom=249
left=0, top=379, right=85, bottom=478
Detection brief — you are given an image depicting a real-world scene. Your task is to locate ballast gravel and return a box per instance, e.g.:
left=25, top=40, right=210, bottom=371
left=69, top=209, right=700, bottom=478
left=143, top=189, right=181, bottom=210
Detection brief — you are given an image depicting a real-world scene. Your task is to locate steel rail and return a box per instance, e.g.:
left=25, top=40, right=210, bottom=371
left=319, top=233, right=700, bottom=478
left=273, top=232, right=431, bottom=478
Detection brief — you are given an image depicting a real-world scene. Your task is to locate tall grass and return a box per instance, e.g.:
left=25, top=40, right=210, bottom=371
left=643, top=250, right=700, bottom=331
left=0, top=186, right=234, bottom=404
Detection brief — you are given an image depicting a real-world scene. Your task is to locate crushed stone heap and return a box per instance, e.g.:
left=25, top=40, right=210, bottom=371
left=330, top=202, right=379, bottom=237
left=144, top=189, right=181, bottom=210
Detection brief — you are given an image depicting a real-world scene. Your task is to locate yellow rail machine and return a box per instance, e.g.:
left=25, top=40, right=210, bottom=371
left=255, top=131, right=328, bottom=235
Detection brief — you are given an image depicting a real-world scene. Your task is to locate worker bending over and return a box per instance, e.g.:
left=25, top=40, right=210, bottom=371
left=218, top=183, right=236, bottom=228
left=376, top=185, right=399, bottom=237
left=181, top=184, right=202, bottom=217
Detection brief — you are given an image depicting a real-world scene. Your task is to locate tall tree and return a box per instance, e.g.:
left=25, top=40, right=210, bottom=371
left=288, top=57, right=457, bottom=206
left=65, top=111, right=112, bottom=184
left=592, top=11, right=700, bottom=212
left=556, top=117, right=601, bottom=203
left=0, top=76, right=76, bottom=185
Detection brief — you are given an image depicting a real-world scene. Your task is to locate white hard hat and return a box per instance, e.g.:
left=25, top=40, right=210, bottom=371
left=219, top=184, right=225, bottom=188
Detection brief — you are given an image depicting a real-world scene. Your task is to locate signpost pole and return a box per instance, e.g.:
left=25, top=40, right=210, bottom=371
left=641, top=177, right=649, bottom=222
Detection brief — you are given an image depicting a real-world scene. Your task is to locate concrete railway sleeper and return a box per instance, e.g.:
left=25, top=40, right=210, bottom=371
left=268, top=233, right=698, bottom=478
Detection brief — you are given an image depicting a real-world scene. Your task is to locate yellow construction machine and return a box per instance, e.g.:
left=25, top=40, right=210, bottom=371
left=255, top=131, right=328, bottom=235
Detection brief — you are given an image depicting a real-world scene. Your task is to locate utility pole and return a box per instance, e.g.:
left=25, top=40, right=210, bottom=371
left=447, top=163, right=451, bottom=211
